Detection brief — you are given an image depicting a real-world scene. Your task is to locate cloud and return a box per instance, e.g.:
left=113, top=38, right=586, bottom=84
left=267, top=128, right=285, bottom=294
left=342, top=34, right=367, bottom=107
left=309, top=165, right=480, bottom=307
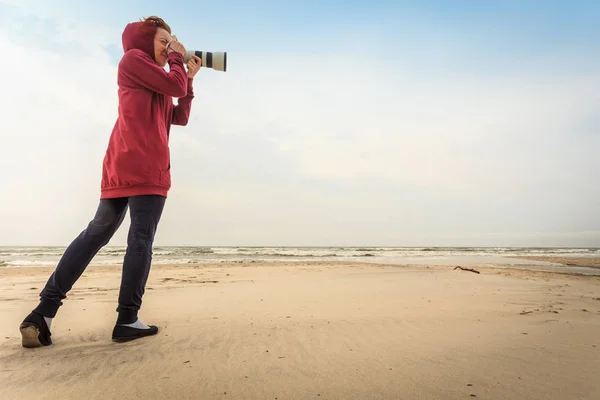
left=0, top=3, right=120, bottom=241
left=185, top=52, right=600, bottom=196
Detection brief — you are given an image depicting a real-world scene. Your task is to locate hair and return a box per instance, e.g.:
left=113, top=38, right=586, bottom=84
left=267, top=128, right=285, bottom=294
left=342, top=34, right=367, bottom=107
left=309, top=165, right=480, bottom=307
left=138, top=16, right=172, bottom=36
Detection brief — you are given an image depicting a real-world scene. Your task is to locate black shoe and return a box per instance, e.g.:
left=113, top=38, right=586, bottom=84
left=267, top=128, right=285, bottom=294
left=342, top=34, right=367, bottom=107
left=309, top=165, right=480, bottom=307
left=111, top=324, right=159, bottom=342
left=20, top=312, right=52, bottom=348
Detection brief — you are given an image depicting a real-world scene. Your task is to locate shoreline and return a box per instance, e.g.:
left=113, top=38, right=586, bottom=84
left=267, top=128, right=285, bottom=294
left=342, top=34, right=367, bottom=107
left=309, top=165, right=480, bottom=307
left=2, top=254, right=600, bottom=276
left=508, top=255, right=600, bottom=269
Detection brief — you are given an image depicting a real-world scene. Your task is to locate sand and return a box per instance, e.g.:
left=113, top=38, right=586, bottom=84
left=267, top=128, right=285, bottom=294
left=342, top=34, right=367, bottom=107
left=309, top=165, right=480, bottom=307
left=1, top=261, right=600, bottom=400
left=509, top=256, right=600, bottom=269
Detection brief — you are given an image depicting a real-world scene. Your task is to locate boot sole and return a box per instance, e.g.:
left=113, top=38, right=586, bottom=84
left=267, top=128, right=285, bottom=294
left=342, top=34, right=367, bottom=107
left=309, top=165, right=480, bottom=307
left=112, top=333, right=157, bottom=343
left=20, top=324, right=42, bottom=348
left=112, top=337, right=138, bottom=343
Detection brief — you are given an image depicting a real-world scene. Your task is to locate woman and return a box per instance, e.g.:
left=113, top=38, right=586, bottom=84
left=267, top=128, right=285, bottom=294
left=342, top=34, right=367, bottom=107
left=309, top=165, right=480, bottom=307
left=19, top=16, right=202, bottom=347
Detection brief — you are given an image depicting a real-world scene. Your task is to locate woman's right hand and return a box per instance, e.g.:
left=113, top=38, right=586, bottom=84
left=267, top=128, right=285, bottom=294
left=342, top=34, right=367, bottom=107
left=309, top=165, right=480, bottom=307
left=168, top=35, right=186, bottom=57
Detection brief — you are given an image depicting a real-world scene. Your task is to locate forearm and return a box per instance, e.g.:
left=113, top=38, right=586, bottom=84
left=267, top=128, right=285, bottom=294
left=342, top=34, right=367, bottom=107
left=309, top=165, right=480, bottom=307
left=120, top=50, right=188, bottom=98
left=172, top=77, right=195, bottom=126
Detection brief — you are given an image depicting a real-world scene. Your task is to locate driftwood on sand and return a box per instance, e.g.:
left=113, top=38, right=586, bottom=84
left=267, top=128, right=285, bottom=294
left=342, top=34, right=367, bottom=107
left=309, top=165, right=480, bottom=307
left=454, top=266, right=480, bottom=274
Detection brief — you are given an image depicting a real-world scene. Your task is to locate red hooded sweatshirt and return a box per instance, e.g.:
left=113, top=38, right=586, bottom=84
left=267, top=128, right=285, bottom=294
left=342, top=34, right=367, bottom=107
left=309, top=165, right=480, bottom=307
left=100, top=21, right=194, bottom=199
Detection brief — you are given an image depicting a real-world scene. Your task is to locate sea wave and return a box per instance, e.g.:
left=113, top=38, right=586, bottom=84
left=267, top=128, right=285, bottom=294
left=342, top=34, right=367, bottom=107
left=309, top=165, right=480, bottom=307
left=0, top=246, right=597, bottom=268
left=0, top=251, right=64, bottom=257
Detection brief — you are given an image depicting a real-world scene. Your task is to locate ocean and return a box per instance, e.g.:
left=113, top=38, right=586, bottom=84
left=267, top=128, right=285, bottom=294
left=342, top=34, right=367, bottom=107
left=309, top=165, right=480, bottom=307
left=1, top=246, right=599, bottom=274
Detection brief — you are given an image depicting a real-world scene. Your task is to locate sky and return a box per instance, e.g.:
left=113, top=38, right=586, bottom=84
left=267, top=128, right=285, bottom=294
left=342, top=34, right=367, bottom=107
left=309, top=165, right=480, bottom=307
left=0, top=0, right=599, bottom=247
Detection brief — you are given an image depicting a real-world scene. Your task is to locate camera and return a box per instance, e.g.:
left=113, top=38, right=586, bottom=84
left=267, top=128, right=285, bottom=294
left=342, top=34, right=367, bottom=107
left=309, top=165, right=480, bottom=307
left=184, top=50, right=227, bottom=72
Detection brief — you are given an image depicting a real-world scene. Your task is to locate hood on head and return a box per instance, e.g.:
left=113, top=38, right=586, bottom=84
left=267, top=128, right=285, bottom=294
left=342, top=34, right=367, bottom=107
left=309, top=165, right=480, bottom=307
left=122, top=21, right=155, bottom=59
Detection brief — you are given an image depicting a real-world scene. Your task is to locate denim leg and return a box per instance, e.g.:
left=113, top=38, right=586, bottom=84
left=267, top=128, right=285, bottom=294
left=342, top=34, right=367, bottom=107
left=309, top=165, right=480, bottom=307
left=116, top=195, right=166, bottom=324
left=33, top=198, right=128, bottom=318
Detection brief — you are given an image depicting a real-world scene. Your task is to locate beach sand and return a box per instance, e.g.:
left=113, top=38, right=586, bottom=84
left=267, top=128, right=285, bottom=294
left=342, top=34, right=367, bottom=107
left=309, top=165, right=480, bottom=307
left=509, top=256, right=600, bottom=269
left=1, top=261, right=599, bottom=399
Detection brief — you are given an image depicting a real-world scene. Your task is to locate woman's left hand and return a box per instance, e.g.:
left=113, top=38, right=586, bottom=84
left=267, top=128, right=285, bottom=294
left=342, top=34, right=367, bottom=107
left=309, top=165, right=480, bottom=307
left=186, top=55, right=201, bottom=78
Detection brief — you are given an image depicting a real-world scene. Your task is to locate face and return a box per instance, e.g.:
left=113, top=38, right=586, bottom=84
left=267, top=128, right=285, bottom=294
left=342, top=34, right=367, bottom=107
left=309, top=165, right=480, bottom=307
left=154, top=28, right=172, bottom=67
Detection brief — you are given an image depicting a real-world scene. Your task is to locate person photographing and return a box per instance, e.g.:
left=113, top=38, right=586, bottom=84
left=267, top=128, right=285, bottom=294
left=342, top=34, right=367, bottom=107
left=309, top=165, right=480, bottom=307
left=19, top=16, right=201, bottom=347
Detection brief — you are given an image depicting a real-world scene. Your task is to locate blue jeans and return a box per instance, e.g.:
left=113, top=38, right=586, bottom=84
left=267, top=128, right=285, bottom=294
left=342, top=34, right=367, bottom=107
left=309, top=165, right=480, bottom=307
left=33, top=195, right=166, bottom=324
